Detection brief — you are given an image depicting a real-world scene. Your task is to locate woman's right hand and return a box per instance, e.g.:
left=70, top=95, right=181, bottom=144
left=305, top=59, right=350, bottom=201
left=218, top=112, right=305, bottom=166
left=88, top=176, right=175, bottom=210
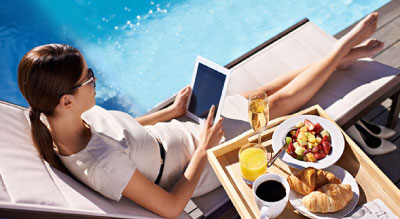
left=198, top=105, right=224, bottom=150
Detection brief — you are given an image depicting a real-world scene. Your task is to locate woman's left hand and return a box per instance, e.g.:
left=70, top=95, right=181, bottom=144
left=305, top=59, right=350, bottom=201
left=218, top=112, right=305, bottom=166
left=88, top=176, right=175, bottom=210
left=167, top=86, right=191, bottom=118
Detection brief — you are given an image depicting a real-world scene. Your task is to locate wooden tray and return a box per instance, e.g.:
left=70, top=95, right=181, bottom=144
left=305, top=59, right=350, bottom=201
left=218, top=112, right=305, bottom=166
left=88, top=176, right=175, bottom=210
left=207, top=105, right=400, bottom=218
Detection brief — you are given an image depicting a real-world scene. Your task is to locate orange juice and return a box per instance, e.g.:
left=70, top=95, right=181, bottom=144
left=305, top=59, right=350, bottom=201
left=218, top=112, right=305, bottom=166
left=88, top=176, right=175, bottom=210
left=239, top=146, right=267, bottom=183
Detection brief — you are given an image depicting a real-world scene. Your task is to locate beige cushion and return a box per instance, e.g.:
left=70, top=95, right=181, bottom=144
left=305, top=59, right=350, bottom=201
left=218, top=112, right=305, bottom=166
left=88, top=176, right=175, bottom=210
left=225, top=22, right=400, bottom=125
left=0, top=102, right=191, bottom=218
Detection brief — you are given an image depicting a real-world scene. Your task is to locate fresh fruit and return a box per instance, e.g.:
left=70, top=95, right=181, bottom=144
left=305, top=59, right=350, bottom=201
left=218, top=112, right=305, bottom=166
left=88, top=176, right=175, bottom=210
left=287, top=142, right=294, bottom=153
left=308, top=134, right=316, bottom=143
left=304, top=119, right=315, bottom=131
left=306, top=153, right=317, bottom=162
left=314, top=152, right=326, bottom=160
left=321, top=130, right=330, bottom=138
left=286, top=137, right=292, bottom=145
left=322, top=141, right=331, bottom=154
left=285, top=119, right=332, bottom=163
left=295, top=129, right=300, bottom=138
left=314, top=123, right=322, bottom=135
left=298, top=132, right=307, bottom=141
left=322, top=135, right=330, bottom=142
left=298, top=139, right=308, bottom=146
left=295, top=147, right=305, bottom=156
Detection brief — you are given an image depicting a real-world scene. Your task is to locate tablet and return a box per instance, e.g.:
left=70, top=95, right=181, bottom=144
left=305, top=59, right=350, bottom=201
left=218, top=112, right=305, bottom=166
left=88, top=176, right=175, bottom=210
left=186, top=56, right=231, bottom=124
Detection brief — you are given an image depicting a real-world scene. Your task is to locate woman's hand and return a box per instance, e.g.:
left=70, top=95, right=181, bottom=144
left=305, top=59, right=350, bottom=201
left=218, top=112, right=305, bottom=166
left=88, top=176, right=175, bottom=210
left=167, top=86, right=191, bottom=118
left=198, top=105, right=224, bottom=150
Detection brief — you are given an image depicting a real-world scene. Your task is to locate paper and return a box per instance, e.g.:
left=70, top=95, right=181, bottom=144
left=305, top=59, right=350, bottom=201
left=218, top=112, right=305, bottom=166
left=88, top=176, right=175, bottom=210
left=344, top=199, right=398, bottom=219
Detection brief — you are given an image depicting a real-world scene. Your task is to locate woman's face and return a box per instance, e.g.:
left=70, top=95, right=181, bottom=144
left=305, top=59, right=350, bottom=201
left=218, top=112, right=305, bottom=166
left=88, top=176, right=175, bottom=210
left=73, top=57, right=96, bottom=111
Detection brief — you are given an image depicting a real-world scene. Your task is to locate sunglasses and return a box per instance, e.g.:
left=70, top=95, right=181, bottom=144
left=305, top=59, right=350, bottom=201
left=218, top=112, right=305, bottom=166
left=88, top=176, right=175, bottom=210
left=63, top=68, right=96, bottom=96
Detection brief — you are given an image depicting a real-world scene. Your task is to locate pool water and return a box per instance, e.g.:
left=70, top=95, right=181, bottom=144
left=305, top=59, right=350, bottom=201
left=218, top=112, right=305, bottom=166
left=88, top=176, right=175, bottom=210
left=0, top=0, right=390, bottom=116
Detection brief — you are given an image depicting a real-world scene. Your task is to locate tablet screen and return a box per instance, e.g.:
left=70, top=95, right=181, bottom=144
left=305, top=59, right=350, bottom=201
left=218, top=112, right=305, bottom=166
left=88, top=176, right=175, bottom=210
left=188, top=63, right=226, bottom=119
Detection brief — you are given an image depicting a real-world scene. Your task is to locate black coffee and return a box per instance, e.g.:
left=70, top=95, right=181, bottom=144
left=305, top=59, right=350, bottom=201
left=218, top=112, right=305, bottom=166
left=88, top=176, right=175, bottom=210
left=255, top=180, right=286, bottom=202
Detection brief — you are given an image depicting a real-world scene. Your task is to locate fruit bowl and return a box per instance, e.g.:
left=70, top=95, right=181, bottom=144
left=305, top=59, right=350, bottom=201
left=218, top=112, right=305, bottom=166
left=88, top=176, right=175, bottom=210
left=272, top=115, right=345, bottom=169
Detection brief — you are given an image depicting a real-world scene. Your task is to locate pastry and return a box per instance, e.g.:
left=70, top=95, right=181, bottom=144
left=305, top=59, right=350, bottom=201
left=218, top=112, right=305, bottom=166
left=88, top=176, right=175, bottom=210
left=287, top=167, right=316, bottom=195
left=315, top=169, right=342, bottom=189
left=302, top=183, right=353, bottom=213
left=287, top=167, right=341, bottom=195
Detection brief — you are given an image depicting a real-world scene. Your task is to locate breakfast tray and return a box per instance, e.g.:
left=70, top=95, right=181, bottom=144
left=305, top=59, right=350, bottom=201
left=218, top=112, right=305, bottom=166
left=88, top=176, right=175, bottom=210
left=207, top=105, right=400, bottom=218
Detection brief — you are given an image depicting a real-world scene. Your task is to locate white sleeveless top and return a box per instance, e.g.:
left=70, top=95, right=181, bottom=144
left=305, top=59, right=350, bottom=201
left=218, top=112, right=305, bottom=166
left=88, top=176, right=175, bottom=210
left=57, top=105, right=201, bottom=201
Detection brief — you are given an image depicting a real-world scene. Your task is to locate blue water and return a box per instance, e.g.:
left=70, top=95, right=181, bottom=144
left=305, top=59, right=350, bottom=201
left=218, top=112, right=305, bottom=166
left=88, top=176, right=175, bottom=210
left=0, top=0, right=390, bottom=116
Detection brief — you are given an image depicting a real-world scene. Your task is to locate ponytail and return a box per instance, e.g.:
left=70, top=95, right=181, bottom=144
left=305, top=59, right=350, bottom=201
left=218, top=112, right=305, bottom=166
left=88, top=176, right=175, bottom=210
left=18, top=44, right=84, bottom=175
left=29, top=108, right=70, bottom=174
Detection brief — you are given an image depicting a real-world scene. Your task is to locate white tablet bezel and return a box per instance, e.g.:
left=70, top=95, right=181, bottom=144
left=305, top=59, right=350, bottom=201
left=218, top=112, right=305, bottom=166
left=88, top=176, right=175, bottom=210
left=186, top=56, right=231, bottom=124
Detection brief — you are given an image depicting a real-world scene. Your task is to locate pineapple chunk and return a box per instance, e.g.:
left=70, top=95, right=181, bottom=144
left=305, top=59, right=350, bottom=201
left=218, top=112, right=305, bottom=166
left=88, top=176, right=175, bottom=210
left=297, top=132, right=307, bottom=141
left=300, top=126, right=308, bottom=132
left=321, top=130, right=330, bottom=138
left=308, top=134, right=316, bottom=143
left=316, top=136, right=322, bottom=143
left=306, top=153, right=317, bottom=162
left=298, top=139, right=308, bottom=146
left=308, top=142, right=313, bottom=149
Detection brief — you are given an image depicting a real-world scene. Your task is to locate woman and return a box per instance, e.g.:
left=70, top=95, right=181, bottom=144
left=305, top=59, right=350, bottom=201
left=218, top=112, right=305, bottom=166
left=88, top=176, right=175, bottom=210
left=18, top=12, right=381, bottom=217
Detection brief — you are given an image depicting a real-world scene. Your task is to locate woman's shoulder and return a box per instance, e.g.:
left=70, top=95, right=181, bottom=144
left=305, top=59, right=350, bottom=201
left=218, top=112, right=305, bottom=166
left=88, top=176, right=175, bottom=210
left=82, top=105, right=142, bottom=139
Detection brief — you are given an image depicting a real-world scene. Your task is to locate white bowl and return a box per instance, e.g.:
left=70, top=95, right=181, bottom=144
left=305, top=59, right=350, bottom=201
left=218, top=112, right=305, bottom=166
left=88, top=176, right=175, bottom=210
left=271, top=115, right=344, bottom=169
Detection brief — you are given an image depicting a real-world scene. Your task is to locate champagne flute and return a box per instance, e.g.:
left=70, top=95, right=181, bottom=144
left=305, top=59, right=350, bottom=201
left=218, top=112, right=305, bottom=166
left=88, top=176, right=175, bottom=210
left=248, top=90, right=269, bottom=147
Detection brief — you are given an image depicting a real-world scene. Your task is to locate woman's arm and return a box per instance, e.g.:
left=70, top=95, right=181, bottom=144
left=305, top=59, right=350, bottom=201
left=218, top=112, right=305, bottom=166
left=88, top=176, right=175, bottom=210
left=135, top=86, right=191, bottom=126
left=123, top=105, right=224, bottom=218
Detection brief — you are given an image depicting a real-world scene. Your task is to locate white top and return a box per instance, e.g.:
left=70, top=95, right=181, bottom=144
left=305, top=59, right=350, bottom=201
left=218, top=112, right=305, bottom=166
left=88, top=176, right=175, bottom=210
left=57, top=105, right=200, bottom=201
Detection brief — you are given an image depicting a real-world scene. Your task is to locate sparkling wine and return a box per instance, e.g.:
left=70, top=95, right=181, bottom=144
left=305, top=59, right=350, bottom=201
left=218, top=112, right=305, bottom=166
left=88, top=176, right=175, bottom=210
left=248, top=99, right=269, bottom=132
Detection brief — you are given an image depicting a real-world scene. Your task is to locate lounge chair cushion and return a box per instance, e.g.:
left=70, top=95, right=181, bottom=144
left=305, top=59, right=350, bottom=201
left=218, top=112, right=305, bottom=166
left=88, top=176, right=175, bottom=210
left=224, top=22, right=400, bottom=125
left=0, top=101, right=228, bottom=218
left=0, top=102, right=189, bottom=218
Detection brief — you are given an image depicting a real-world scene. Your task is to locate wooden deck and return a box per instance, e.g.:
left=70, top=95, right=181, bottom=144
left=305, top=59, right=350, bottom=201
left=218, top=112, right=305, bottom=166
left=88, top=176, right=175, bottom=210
left=191, top=1, right=400, bottom=218
left=343, top=0, right=400, bottom=190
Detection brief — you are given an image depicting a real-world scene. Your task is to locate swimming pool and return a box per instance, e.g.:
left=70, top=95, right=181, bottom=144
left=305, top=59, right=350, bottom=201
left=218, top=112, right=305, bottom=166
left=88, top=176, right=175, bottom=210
left=0, top=0, right=390, bottom=116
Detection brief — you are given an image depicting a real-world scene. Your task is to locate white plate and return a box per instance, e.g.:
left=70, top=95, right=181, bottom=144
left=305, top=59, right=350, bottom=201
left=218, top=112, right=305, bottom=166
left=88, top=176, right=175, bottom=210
left=272, top=115, right=345, bottom=169
left=289, top=165, right=360, bottom=218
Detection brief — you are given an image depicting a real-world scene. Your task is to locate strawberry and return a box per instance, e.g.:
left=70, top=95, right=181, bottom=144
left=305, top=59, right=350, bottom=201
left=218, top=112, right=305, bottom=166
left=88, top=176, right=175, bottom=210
left=295, top=128, right=300, bottom=138
left=287, top=142, right=294, bottom=153
left=322, top=135, right=330, bottom=143
left=304, top=119, right=315, bottom=131
left=314, top=152, right=327, bottom=160
left=314, top=123, right=322, bottom=135
left=322, top=141, right=331, bottom=154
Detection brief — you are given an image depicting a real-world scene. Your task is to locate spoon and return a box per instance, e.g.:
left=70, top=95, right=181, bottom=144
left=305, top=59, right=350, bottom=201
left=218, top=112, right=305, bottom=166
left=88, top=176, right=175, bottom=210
left=267, top=127, right=296, bottom=167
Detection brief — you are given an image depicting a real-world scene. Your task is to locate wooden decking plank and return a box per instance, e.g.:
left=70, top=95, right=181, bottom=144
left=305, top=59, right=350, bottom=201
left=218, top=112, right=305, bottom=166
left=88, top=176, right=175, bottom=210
left=375, top=40, right=400, bottom=68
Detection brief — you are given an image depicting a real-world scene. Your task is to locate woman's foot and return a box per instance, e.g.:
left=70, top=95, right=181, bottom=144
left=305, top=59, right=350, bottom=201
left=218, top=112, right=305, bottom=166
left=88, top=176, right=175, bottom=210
left=337, top=39, right=384, bottom=70
left=336, top=12, right=379, bottom=52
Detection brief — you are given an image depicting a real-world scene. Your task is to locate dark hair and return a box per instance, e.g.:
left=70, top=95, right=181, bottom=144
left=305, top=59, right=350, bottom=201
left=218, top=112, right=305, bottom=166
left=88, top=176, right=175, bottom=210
left=18, top=44, right=84, bottom=174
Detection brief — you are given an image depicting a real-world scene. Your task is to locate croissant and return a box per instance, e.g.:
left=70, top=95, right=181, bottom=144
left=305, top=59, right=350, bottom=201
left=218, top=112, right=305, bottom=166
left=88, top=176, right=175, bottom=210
left=287, top=167, right=341, bottom=195
left=287, top=167, right=316, bottom=195
left=315, top=169, right=342, bottom=189
left=302, top=183, right=353, bottom=213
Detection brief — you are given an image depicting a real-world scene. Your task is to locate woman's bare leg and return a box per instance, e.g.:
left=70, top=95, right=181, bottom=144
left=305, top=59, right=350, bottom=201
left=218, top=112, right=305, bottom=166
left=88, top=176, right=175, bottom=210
left=241, top=38, right=383, bottom=99
left=245, top=12, right=379, bottom=120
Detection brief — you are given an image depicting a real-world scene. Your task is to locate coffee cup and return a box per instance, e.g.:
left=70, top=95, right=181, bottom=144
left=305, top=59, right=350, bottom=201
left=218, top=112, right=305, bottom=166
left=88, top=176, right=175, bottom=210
left=252, top=173, right=290, bottom=219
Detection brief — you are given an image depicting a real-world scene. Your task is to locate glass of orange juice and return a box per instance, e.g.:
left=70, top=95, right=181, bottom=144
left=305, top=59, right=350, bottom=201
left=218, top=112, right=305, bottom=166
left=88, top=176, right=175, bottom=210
left=239, top=143, right=268, bottom=185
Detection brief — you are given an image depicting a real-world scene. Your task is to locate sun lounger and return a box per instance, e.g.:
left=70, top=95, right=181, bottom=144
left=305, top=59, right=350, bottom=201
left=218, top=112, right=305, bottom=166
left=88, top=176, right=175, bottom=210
left=0, top=100, right=229, bottom=218
left=223, top=18, right=400, bottom=130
